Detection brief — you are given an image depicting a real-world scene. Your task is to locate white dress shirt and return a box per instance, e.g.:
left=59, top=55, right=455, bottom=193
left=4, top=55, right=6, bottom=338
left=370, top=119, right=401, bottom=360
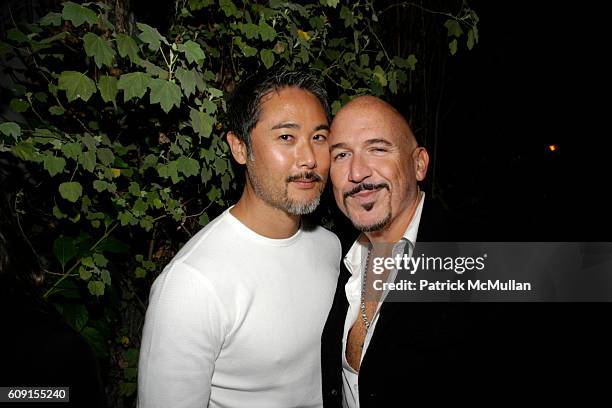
left=341, top=193, right=425, bottom=408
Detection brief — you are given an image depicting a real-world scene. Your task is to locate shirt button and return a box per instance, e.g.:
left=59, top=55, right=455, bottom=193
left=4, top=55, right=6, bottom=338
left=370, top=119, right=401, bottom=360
left=331, top=389, right=338, bottom=396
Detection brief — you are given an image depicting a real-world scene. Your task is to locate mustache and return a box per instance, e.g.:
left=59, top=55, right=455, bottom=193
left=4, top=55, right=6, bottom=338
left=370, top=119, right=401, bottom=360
left=286, top=171, right=323, bottom=183
left=343, top=182, right=389, bottom=199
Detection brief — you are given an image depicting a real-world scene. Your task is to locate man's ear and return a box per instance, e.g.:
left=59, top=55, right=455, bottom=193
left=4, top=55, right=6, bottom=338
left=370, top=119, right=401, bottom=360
left=413, top=147, right=429, bottom=182
left=226, top=131, right=247, bottom=165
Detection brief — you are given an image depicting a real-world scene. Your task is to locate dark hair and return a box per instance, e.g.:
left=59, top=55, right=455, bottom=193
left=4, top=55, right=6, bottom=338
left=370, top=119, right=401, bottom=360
left=227, top=69, right=331, bottom=155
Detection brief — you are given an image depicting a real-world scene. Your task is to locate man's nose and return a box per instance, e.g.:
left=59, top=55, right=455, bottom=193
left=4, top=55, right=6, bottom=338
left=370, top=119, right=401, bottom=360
left=348, top=153, right=371, bottom=183
left=296, top=139, right=316, bottom=169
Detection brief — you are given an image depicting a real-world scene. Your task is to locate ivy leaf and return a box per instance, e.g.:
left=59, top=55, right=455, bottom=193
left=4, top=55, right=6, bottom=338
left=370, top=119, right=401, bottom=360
left=444, top=19, right=463, bottom=38
left=406, top=54, right=417, bottom=70
left=258, top=20, right=276, bottom=42
left=449, top=39, right=458, bottom=55
left=97, top=148, right=115, bottom=165
left=98, top=75, right=118, bottom=106
left=80, top=150, right=96, bottom=172
left=115, top=33, right=139, bottom=62
left=189, top=108, right=213, bottom=138
left=53, top=235, right=77, bottom=269
left=0, top=122, right=21, bottom=139
left=93, top=180, right=108, bottom=192
left=175, top=67, right=197, bottom=98
left=177, top=156, right=200, bottom=177
left=373, top=65, right=387, bottom=87
left=240, top=23, right=259, bottom=40
left=87, top=280, right=105, bottom=297
left=49, top=106, right=65, bottom=115
left=117, top=72, right=152, bottom=102
left=148, top=79, right=182, bottom=113
left=40, top=12, right=62, bottom=26
left=177, top=40, right=205, bottom=65
left=260, top=49, right=275, bottom=68
left=58, top=71, right=96, bottom=102
left=12, top=140, right=35, bottom=161
left=62, top=2, right=98, bottom=27
left=467, top=29, right=475, bottom=50
left=59, top=181, right=83, bottom=203
left=234, top=37, right=257, bottom=57
left=83, top=33, right=115, bottom=68
left=44, top=155, right=66, bottom=177
left=320, top=0, right=339, bottom=7
left=219, top=0, right=240, bottom=17
left=137, top=23, right=168, bottom=52
left=62, top=142, right=81, bottom=160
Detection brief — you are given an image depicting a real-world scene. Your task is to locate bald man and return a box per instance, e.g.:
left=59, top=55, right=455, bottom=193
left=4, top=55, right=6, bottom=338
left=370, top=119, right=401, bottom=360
left=320, top=97, right=489, bottom=407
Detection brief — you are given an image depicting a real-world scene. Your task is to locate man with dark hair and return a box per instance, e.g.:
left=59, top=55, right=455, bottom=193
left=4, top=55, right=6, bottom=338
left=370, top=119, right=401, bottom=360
left=138, top=70, right=340, bottom=408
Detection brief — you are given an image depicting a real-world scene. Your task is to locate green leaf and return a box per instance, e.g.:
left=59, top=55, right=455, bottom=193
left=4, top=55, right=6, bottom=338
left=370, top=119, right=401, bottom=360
left=115, top=33, right=139, bottom=62
left=98, top=75, right=118, bottom=106
left=373, top=65, right=387, bottom=87
left=467, top=29, right=475, bottom=50
left=260, top=49, right=275, bottom=69
left=58, top=71, right=96, bottom=102
left=62, top=2, right=98, bottom=27
left=40, top=12, right=62, bottom=26
left=44, top=155, right=66, bottom=177
left=62, top=142, right=81, bottom=160
left=87, top=280, right=105, bottom=296
left=240, top=23, right=259, bottom=40
left=189, top=109, right=213, bottom=138
left=175, top=67, right=197, bottom=98
left=234, top=37, right=257, bottom=57
left=83, top=33, right=115, bottom=68
left=258, top=20, right=276, bottom=42
left=406, top=54, right=417, bottom=70
left=0, top=122, right=21, bottom=139
left=219, top=0, right=240, bottom=17
left=12, top=140, right=35, bottom=161
left=59, top=181, right=83, bottom=203
left=79, top=266, right=92, bottom=280
left=53, top=235, right=77, bottom=268
left=177, top=40, right=205, bottom=65
left=9, top=98, right=29, bottom=113
left=117, top=72, right=151, bottom=102
left=80, top=150, right=96, bottom=172
left=93, top=180, right=108, bottom=192
left=444, top=19, right=463, bottom=38
left=137, top=23, right=167, bottom=52
left=177, top=156, right=200, bottom=177
left=320, top=0, right=339, bottom=7
left=49, top=106, right=65, bottom=115
left=97, top=148, right=115, bottom=165
left=449, top=39, right=458, bottom=55
left=148, top=79, right=182, bottom=113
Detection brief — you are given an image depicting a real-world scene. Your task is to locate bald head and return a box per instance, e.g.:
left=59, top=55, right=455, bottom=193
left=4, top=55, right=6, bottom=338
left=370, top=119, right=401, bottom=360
left=329, top=95, right=429, bottom=241
left=332, top=96, right=417, bottom=150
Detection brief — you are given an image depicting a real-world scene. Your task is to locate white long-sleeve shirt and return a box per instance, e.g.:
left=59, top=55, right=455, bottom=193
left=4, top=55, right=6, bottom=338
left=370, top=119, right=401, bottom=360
left=138, top=208, right=341, bottom=408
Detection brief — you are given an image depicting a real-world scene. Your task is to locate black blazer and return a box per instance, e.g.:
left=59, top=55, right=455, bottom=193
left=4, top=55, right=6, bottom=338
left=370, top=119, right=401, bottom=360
left=320, top=199, right=609, bottom=406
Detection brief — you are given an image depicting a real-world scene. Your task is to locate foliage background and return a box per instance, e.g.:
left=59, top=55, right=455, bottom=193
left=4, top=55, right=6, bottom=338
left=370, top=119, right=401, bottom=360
left=0, top=0, right=477, bottom=405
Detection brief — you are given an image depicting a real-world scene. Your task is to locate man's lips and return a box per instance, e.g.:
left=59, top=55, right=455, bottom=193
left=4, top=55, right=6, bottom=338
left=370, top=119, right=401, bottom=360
left=349, top=187, right=382, bottom=202
left=290, top=179, right=319, bottom=189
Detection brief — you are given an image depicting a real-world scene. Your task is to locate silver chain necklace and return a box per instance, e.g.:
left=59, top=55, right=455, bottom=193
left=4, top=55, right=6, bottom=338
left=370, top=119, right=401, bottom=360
left=360, top=246, right=373, bottom=330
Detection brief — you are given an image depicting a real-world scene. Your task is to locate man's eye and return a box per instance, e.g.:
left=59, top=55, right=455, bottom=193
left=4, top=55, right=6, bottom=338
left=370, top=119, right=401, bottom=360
left=313, top=134, right=328, bottom=142
left=372, top=147, right=388, bottom=153
left=334, top=152, right=348, bottom=160
left=279, top=134, right=293, bottom=141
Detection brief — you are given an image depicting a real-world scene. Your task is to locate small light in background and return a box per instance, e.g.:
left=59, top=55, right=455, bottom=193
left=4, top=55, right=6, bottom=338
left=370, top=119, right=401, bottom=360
left=548, top=144, right=558, bottom=152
